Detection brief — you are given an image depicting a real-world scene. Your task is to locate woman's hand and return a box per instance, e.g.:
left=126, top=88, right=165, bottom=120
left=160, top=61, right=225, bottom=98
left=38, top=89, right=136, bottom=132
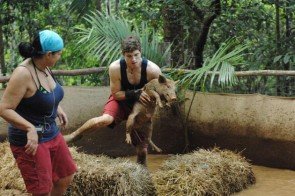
left=25, top=129, right=38, bottom=155
left=57, top=105, right=68, bottom=130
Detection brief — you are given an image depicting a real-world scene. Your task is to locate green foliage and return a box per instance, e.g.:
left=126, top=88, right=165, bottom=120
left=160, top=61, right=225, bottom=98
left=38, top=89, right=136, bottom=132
left=168, top=39, right=248, bottom=91
left=119, top=0, right=163, bottom=31
left=74, top=11, right=170, bottom=67
left=1, top=0, right=294, bottom=95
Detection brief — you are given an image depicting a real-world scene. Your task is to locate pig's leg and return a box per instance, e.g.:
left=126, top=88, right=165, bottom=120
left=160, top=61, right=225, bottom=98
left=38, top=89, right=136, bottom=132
left=146, top=123, right=162, bottom=152
left=126, top=105, right=141, bottom=144
left=125, top=113, right=137, bottom=144
left=149, top=90, right=163, bottom=107
left=136, top=146, right=147, bottom=167
left=149, top=140, right=162, bottom=153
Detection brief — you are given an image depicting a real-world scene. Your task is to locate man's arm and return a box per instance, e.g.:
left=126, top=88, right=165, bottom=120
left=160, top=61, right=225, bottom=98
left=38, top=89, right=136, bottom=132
left=109, top=62, right=142, bottom=101
left=109, top=60, right=126, bottom=101
left=146, top=60, right=162, bottom=82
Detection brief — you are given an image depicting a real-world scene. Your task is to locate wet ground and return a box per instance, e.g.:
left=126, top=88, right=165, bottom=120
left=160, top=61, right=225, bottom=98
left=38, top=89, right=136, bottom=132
left=129, top=154, right=295, bottom=196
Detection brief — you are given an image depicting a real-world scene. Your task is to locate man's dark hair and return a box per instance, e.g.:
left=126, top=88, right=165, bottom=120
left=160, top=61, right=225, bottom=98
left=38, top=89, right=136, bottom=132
left=121, top=35, right=141, bottom=53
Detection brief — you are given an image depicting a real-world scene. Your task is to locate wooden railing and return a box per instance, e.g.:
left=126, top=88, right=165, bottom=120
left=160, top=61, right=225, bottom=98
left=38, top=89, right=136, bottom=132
left=1, top=67, right=295, bottom=83
left=0, top=67, right=107, bottom=83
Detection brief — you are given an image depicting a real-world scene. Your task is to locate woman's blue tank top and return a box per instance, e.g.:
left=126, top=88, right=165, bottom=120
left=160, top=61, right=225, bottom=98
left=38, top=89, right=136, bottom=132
left=8, top=82, right=64, bottom=146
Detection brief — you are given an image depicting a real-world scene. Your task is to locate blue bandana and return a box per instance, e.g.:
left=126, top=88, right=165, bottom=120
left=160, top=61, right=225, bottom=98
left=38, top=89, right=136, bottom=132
left=39, top=30, right=64, bottom=53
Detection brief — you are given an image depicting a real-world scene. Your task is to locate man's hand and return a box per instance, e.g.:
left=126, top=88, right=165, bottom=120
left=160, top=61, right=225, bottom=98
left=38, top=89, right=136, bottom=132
left=25, top=129, right=38, bottom=155
left=139, top=91, right=151, bottom=106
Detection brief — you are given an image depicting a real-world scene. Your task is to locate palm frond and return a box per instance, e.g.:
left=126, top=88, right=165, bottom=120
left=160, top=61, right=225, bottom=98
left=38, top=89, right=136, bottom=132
left=74, top=12, right=171, bottom=67
left=178, top=39, right=248, bottom=91
left=68, top=0, right=91, bottom=17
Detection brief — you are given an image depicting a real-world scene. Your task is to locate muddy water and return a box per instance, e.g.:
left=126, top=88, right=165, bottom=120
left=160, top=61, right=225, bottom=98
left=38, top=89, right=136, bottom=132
left=234, top=166, right=295, bottom=196
left=129, top=154, right=295, bottom=196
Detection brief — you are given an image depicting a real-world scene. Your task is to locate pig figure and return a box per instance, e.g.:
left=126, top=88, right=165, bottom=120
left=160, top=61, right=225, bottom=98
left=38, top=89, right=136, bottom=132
left=125, top=75, right=177, bottom=166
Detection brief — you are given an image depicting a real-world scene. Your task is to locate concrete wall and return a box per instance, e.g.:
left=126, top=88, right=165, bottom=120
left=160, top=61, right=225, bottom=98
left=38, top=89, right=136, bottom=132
left=186, top=92, right=295, bottom=170
left=0, top=86, right=185, bottom=157
left=1, top=87, right=295, bottom=169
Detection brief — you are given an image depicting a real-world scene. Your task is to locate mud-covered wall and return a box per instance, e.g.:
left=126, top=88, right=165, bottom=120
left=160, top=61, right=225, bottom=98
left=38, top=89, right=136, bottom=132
left=186, top=92, right=295, bottom=170
left=0, top=86, right=185, bottom=157
left=1, top=87, right=295, bottom=169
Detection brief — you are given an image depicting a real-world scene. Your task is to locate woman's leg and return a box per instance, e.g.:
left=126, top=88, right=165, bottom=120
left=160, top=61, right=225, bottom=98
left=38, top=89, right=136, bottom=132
left=50, top=174, right=74, bottom=196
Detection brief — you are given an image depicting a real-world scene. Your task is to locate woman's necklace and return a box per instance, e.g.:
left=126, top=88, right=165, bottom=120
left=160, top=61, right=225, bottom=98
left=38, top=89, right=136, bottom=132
left=32, top=59, right=48, bottom=77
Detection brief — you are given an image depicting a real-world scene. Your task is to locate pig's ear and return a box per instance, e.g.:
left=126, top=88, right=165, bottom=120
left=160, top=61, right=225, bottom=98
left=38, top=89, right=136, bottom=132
left=158, top=75, right=167, bottom=83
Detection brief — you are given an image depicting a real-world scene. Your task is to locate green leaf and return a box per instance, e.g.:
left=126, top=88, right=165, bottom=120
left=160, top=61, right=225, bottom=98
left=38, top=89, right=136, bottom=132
left=283, top=55, right=290, bottom=64
left=273, top=55, right=282, bottom=63
left=176, top=38, right=248, bottom=91
left=74, top=12, right=170, bottom=67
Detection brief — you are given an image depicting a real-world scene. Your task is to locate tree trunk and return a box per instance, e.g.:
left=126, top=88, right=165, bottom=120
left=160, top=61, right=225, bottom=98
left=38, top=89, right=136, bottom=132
left=115, top=0, right=119, bottom=13
left=106, top=0, right=111, bottom=15
left=0, top=21, right=6, bottom=77
left=96, top=0, right=102, bottom=12
left=284, top=0, right=292, bottom=95
left=183, top=0, right=221, bottom=69
left=275, top=0, right=281, bottom=95
left=162, top=4, right=184, bottom=67
left=275, top=0, right=281, bottom=55
left=193, top=0, right=221, bottom=69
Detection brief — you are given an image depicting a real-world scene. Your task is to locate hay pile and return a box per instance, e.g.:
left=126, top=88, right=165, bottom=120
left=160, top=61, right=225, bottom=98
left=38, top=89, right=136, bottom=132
left=67, top=147, right=156, bottom=195
left=1, top=141, right=255, bottom=195
left=0, top=141, right=156, bottom=195
left=0, top=142, right=26, bottom=193
left=0, top=189, right=29, bottom=196
left=152, top=148, right=255, bottom=195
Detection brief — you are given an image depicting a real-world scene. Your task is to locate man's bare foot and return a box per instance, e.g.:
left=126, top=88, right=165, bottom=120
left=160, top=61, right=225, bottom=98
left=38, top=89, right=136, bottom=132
left=63, top=134, right=83, bottom=144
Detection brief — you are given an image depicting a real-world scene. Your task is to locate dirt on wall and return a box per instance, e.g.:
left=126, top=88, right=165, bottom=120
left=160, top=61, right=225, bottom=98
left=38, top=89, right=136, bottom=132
left=0, top=86, right=185, bottom=156
left=186, top=92, right=295, bottom=170
left=1, top=87, right=295, bottom=169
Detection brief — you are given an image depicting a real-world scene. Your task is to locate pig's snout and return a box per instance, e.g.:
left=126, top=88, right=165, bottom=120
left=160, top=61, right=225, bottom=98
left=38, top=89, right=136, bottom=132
left=166, top=94, right=177, bottom=102
left=171, top=96, right=177, bottom=102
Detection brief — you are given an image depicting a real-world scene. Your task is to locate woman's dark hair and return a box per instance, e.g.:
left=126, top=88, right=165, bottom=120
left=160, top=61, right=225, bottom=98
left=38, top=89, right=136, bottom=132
left=18, top=32, right=43, bottom=58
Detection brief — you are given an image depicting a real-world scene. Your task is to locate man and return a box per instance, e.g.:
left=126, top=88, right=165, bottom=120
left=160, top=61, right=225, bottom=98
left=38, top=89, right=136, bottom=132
left=64, top=35, right=161, bottom=164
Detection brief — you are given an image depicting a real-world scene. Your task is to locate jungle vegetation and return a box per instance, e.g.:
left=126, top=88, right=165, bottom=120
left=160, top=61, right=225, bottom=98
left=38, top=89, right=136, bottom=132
left=0, top=0, right=294, bottom=96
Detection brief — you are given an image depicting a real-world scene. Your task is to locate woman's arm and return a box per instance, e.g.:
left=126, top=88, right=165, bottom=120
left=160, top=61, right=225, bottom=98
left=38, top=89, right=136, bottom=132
left=0, top=66, right=35, bottom=131
left=57, top=105, right=68, bottom=129
left=0, top=66, right=38, bottom=155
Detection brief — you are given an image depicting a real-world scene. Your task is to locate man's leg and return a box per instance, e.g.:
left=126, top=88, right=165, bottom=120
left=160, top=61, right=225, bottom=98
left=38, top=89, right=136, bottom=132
left=64, top=114, right=114, bottom=143
left=136, top=146, right=148, bottom=167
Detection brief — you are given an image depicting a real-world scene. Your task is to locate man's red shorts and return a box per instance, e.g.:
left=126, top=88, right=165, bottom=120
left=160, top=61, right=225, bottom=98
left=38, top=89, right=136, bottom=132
left=103, top=95, right=148, bottom=148
left=103, top=95, right=133, bottom=127
left=10, top=133, right=77, bottom=194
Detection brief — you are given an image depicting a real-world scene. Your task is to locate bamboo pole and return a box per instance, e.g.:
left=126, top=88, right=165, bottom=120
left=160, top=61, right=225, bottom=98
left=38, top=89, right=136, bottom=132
left=1, top=67, right=295, bottom=83
left=0, top=67, right=107, bottom=83
left=162, top=68, right=295, bottom=76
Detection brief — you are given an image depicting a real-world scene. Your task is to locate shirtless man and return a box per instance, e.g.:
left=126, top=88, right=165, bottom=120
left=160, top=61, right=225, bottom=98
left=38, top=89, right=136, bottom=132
left=64, top=35, right=161, bottom=165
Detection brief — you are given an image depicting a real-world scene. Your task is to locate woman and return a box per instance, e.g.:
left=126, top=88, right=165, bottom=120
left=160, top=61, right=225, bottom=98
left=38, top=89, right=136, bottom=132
left=0, top=30, right=77, bottom=196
